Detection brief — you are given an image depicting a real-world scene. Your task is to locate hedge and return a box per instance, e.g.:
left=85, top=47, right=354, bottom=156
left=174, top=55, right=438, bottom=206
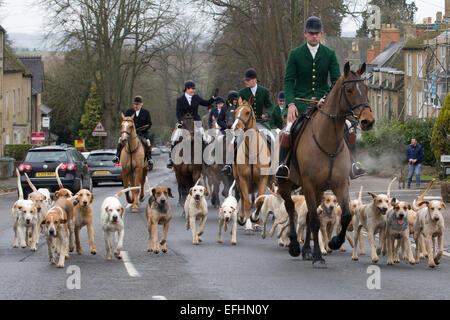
left=431, top=92, right=450, bottom=163
left=4, top=144, right=33, bottom=162
left=360, top=118, right=436, bottom=167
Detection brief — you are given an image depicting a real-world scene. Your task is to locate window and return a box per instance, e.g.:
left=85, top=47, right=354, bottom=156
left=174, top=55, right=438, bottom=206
left=407, top=89, right=412, bottom=116
left=417, top=91, right=423, bottom=118
left=417, top=54, right=423, bottom=77
left=18, top=88, right=21, bottom=114
left=407, top=54, right=412, bottom=76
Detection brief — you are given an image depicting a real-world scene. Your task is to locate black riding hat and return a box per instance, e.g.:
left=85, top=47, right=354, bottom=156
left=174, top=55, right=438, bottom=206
left=243, top=68, right=257, bottom=81
left=184, top=80, right=196, bottom=91
left=134, top=95, right=143, bottom=104
left=227, top=90, right=238, bottom=102
left=215, top=96, right=225, bottom=104
left=278, top=91, right=285, bottom=101
left=305, top=16, right=322, bottom=33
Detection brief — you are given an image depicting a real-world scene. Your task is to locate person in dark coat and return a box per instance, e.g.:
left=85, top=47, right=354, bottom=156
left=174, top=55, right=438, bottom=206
left=167, top=80, right=217, bottom=168
left=113, top=95, right=153, bottom=167
left=209, top=96, right=227, bottom=134
left=406, top=138, right=423, bottom=188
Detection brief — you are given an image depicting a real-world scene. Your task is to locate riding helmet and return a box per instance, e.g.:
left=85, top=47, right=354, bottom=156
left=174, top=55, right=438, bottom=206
left=184, top=80, right=196, bottom=91
left=215, top=96, right=225, bottom=105
left=134, top=95, right=143, bottom=104
left=278, top=91, right=285, bottom=101
left=227, top=90, right=238, bottom=102
left=243, top=68, right=257, bottom=81
left=305, top=16, right=322, bottom=33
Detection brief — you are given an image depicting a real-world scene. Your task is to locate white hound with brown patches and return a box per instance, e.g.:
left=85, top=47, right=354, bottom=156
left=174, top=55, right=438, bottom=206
left=218, top=180, right=238, bottom=245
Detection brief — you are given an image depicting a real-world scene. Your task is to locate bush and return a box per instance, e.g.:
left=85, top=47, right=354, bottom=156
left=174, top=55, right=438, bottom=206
left=4, top=144, right=33, bottom=161
left=431, top=92, right=450, bottom=164
left=360, top=118, right=436, bottom=167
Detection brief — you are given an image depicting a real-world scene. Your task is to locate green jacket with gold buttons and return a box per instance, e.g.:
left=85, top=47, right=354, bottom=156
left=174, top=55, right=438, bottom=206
left=284, top=43, right=340, bottom=114
left=239, top=85, right=274, bottom=129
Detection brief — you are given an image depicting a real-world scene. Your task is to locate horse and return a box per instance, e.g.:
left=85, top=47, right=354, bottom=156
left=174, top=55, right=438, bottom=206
left=172, top=113, right=203, bottom=212
left=119, top=113, right=149, bottom=212
left=231, top=97, right=272, bottom=232
left=277, top=62, right=375, bottom=268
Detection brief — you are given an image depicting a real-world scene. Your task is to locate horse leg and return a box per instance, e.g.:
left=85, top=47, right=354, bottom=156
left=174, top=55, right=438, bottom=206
left=278, top=181, right=300, bottom=257
left=139, top=168, right=147, bottom=202
left=237, top=179, right=248, bottom=227
left=304, top=185, right=326, bottom=267
left=122, top=170, right=132, bottom=204
left=329, top=185, right=351, bottom=251
left=131, top=172, right=140, bottom=211
left=302, top=214, right=312, bottom=260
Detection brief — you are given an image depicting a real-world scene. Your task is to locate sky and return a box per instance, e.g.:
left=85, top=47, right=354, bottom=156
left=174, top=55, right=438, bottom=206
left=0, top=0, right=446, bottom=36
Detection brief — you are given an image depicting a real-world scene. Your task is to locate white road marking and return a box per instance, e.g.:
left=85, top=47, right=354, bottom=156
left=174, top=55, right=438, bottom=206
left=423, top=196, right=442, bottom=200
left=121, top=251, right=141, bottom=277
left=152, top=295, right=168, bottom=300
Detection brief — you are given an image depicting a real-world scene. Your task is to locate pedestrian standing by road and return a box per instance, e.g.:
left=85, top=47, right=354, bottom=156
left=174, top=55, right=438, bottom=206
left=406, top=138, right=423, bottom=189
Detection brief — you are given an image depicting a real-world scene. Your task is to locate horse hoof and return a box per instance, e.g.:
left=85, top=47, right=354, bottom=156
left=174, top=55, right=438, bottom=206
left=237, top=217, right=246, bottom=226
left=288, top=242, right=301, bottom=257
left=328, top=236, right=342, bottom=251
left=312, top=259, right=327, bottom=269
left=302, top=248, right=313, bottom=261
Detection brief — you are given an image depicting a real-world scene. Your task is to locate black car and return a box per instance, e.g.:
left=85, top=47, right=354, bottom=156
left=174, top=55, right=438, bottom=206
left=86, top=149, right=123, bottom=187
left=19, top=144, right=92, bottom=198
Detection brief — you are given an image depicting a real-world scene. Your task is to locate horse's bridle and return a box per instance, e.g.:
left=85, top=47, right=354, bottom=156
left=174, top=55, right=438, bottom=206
left=235, top=103, right=256, bottom=129
left=121, top=120, right=139, bottom=154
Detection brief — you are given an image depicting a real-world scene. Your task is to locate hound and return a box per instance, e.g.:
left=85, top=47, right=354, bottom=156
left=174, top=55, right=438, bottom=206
left=72, top=189, right=96, bottom=255
left=53, top=163, right=74, bottom=201
left=24, top=173, right=51, bottom=241
left=218, top=180, right=238, bottom=245
left=146, top=178, right=173, bottom=254
left=317, top=195, right=339, bottom=254
left=185, top=178, right=208, bottom=245
left=101, top=187, right=140, bottom=260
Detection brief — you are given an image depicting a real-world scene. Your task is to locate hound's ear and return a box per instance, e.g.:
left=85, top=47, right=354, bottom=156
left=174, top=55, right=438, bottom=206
left=120, top=206, right=124, bottom=218
left=90, top=193, right=94, bottom=204
left=152, top=188, right=156, bottom=197
left=368, top=192, right=378, bottom=199
left=105, top=206, right=110, bottom=213
left=390, top=197, right=397, bottom=206
left=189, top=188, right=193, bottom=196
left=41, top=220, right=47, bottom=225
left=442, top=202, right=447, bottom=209
left=344, top=62, right=351, bottom=77
left=357, top=62, right=366, bottom=76
left=219, top=206, right=223, bottom=213
left=418, top=201, right=429, bottom=207
left=53, top=191, right=60, bottom=201
left=167, top=188, right=174, bottom=198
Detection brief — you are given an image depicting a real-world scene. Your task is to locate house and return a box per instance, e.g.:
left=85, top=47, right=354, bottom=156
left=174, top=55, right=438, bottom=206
left=0, top=26, right=33, bottom=156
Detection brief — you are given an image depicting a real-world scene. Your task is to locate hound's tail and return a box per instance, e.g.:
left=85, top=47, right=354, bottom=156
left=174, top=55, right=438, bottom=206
left=24, top=172, right=38, bottom=193
left=416, top=179, right=434, bottom=204
left=194, top=176, right=203, bottom=187
left=387, top=177, right=397, bottom=198
left=55, top=163, right=64, bottom=189
left=228, top=180, right=236, bottom=198
left=358, top=186, right=363, bottom=206
left=114, top=187, right=141, bottom=198
left=16, top=168, right=24, bottom=200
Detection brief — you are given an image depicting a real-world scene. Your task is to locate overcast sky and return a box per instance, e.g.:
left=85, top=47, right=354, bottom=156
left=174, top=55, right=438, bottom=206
left=0, top=0, right=445, bottom=36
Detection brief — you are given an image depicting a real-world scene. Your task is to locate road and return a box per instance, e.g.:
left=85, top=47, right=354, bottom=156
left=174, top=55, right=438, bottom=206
left=0, top=154, right=449, bottom=300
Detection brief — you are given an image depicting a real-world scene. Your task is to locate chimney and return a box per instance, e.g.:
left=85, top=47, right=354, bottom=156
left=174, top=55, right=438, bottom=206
left=367, top=47, right=375, bottom=64
left=381, top=24, right=400, bottom=51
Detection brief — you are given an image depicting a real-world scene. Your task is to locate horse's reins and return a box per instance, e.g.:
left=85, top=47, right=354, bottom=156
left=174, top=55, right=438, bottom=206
left=309, top=76, right=370, bottom=190
left=121, top=120, right=143, bottom=174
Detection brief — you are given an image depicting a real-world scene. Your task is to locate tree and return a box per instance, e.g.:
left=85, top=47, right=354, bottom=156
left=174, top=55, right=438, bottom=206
left=40, top=0, right=177, bottom=147
left=79, top=82, right=102, bottom=151
left=431, top=92, right=450, bottom=166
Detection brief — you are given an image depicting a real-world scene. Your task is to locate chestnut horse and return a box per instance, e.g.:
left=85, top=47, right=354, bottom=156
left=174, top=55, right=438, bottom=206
left=277, top=62, right=375, bottom=268
left=119, top=113, right=148, bottom=212
left=231, top=97, right=272, bottom=232
left=173, top=113, right=203, bottom=211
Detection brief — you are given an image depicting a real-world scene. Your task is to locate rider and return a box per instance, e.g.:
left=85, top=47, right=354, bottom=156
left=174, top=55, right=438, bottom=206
left=113, top=95, right=153, bottom=167
left=276, top=16, right=366, bottom=180
left=209, top=96, right=227, bottom=134
left=221, top=68, right=274, bottom=176
left=226, top=90, right=239, bottom=111
left=270, top=91, right=286, bottom=130
left=166, top=80, right=217, bottom=169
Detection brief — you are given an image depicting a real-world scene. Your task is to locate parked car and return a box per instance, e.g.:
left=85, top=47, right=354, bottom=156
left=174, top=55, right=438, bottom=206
left=152, top=147, right=161, bottom=156
left=159, top=146, right=170, bottom=154
left=86, top=149, right=123, bottom=187
left=18, top=144, right=92, bottom=198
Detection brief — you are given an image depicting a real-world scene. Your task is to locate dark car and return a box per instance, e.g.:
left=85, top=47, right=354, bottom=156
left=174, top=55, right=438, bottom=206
left=86, top=149, right=123, bottom=187
left=19, top=144, right=92, bottom=198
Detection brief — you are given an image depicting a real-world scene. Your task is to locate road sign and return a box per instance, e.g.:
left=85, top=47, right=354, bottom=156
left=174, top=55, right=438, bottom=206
left=31, top=132, right=45, bottom=144
left=92, top=121, right=107, bottom=137
left=74, top=140, right=85, bottom=148
left=42, top=117, right=50, bottom=128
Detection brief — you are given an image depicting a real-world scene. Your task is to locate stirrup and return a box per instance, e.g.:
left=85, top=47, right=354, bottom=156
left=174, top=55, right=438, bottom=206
left=167, top=159, right=174, bottom=169
left=221, top=165, right=232, bottom=176
left=350, top=162, right=366, bottom=180
left=275, top=164, right=290, bottom=180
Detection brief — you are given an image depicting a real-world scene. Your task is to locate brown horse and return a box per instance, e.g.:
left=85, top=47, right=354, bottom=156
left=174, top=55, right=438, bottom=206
left=277, top=62, right=375, bottom=268
left=173, top=113, right=203, bottom=211
left=119, top=113, right=148, bottom=212
left=231, top=97, right=272, bottom=232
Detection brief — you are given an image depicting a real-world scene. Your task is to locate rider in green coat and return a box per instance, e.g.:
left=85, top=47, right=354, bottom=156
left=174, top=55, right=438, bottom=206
left=270, top=91, right=286, bottom=130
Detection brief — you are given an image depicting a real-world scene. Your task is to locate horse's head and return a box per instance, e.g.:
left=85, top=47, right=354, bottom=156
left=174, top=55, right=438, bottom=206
left=182, top=112, right=195, bottom=135
left=340, top=62, right=375, bottom=131
left=120, top=112, right=136, bottom=142
left=226, top=105, right=236, bottom=129
left=232, top=97, right=256, bottom=131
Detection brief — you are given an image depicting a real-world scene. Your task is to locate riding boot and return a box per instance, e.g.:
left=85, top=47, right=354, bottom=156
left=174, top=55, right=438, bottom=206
left=275, top=131, right=291, bottom=180
left=147, top=146, right=153, bottom=169
left=221, top=140, right=236, bottom=176
left=345, top=131, right=366, bottom=180
left=167, top=142, right=175, bottom=169
left=112, top=142, right=123, bottom=164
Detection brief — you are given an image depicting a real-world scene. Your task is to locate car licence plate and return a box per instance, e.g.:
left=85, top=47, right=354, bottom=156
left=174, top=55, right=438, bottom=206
left=35, top=172, right=56, bottom=177
left=94, top=171, right=110, bottom=175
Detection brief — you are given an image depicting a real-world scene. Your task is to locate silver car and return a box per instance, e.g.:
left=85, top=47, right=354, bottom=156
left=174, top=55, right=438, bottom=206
left=86, top=150, right=123, bottom=187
